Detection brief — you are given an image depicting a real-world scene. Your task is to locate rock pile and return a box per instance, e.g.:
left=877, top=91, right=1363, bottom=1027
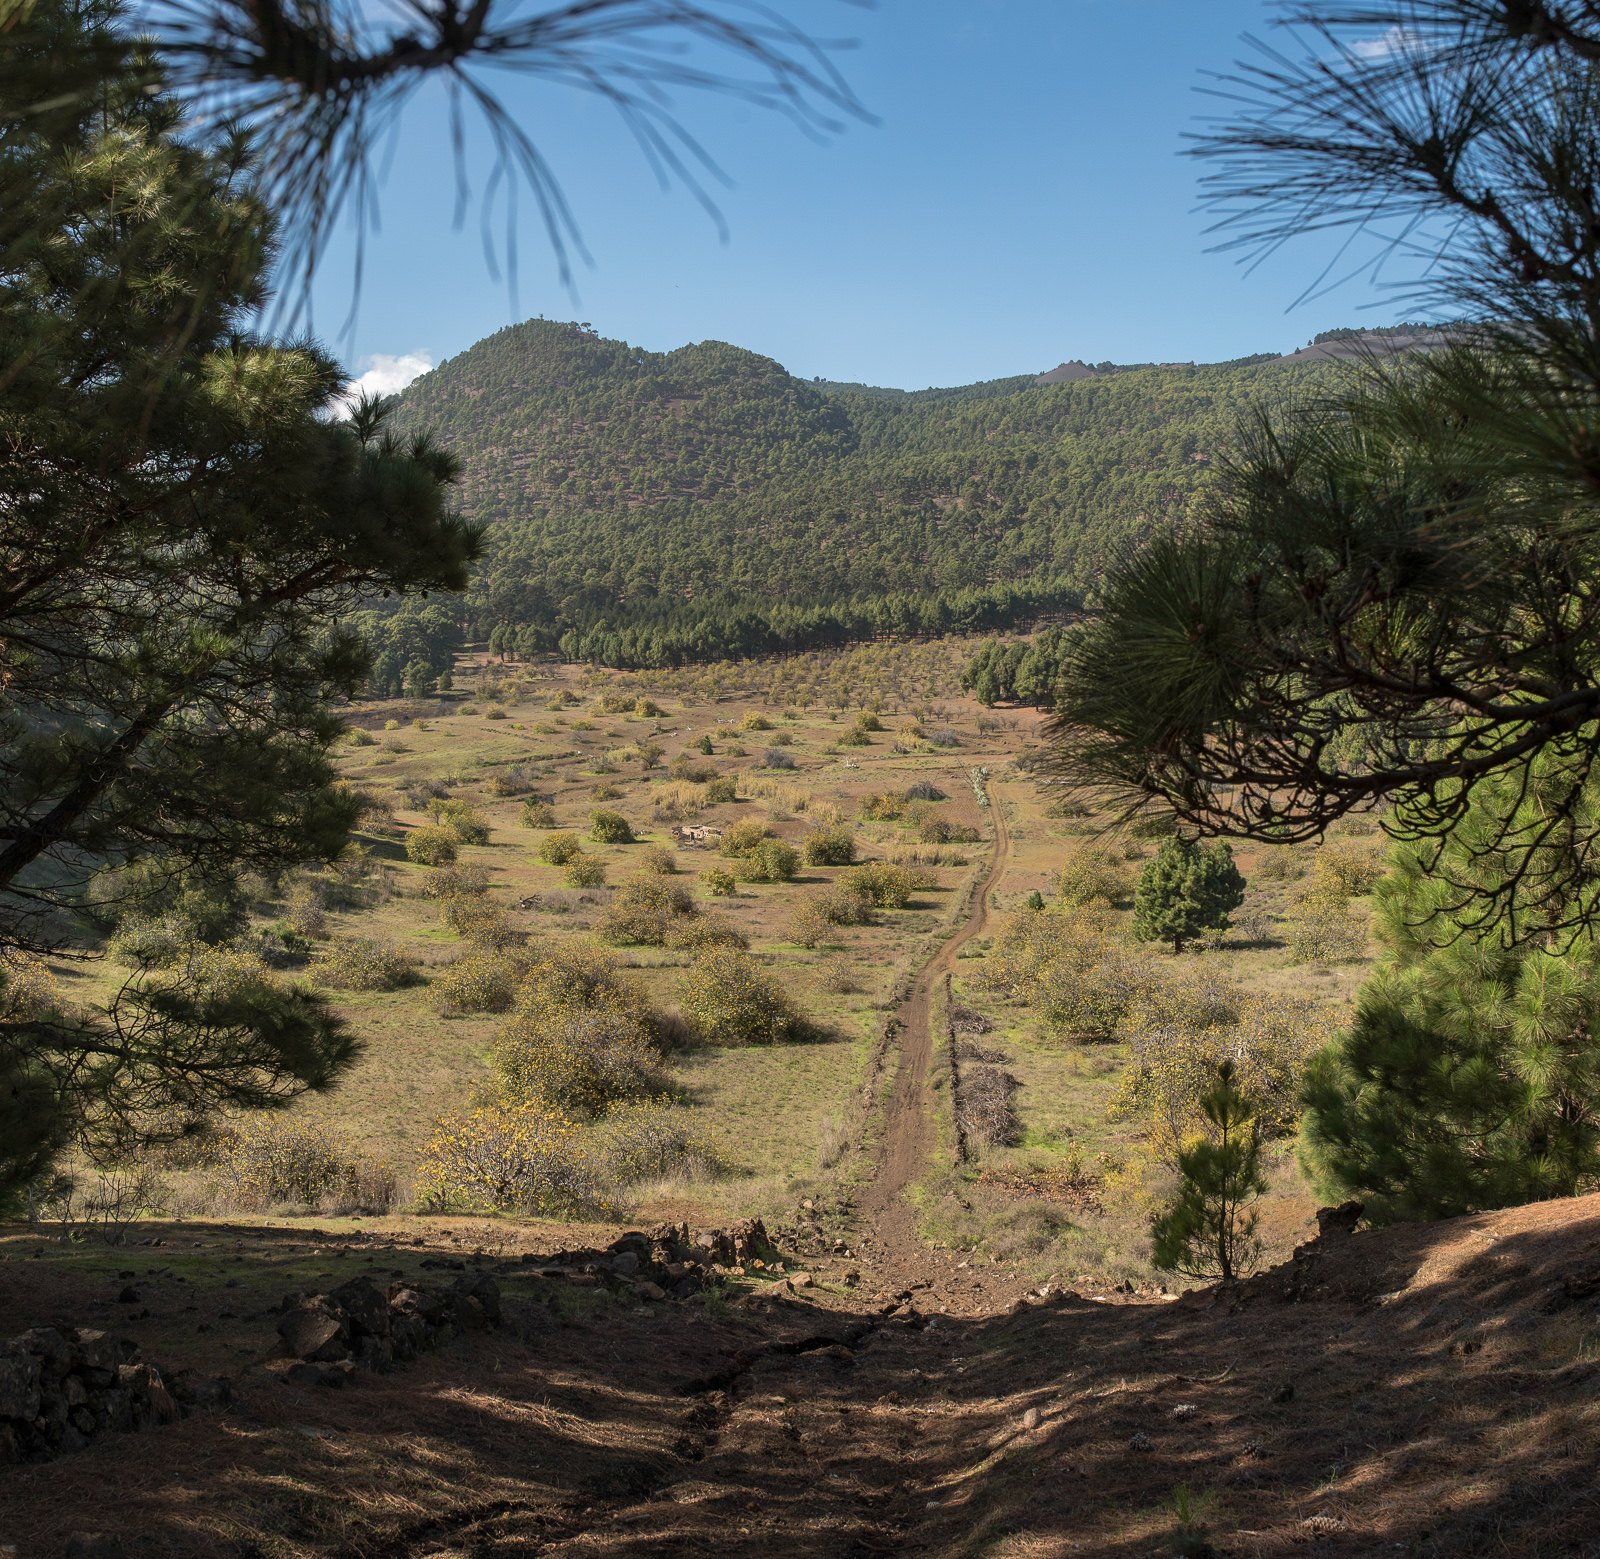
left=532, top=1220, right=776, bottom=1301
left=274, top=1272, right=503, bottom=1384
left=0, top=1325, right=228, bottom=1464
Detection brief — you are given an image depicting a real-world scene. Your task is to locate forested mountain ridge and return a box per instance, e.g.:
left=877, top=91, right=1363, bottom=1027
left=386, top=318, right=1338, bottom=668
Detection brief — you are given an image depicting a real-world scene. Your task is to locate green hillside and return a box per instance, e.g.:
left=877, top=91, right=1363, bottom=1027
left=387, top=318, right=1335, bottom=668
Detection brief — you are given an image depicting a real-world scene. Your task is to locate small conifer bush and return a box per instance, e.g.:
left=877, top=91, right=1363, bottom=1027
left=1133, top=837, right=1246, bottom=952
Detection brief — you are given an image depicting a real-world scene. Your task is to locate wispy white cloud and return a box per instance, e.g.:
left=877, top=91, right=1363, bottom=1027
left=341, top=350, right=434, bottom=407
left=1350, top=25, right=1424, bottom=60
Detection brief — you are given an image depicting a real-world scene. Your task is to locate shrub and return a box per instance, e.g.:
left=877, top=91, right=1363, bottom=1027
left=905, top=780, right=947, bottom=801
left=802, top=826, right=857, bottom=866
left=563, top=852, right=607, bottom=887
left=383, top=719, right=400, bottom=730
left=919, top=819, right=982, bottom=845
left=597, top=691, right=634, bottom=714
left=718, top=818, right=773, bottom=857
left=520, top=799, right=558, bottom=829
left=1288, top=898, right=1366, bottom=963
left=416, top=1104, right=610, bottom=1216
left=420, top=863, right=489, bottom=900
left=406, top=826, right=459, bottom=866
left=859, top=791, right=908, bottom=821
left=282, top=879, right=327, bottom=937
left=734, top=839, right=799, bottom=883
left=837, top=726, right=871, bottom=747
left=726, top=743, right=748, bottom=758
left=599, top=1099, right=728, bottom=1184
left=640, top=845, right=676, bottom=875
left=739, top=712, right=773, bottom=731
left=817, top=954, right=859, bottom=993
left=538, top=831, right=583, bottom=865
left=665, top=912, right=748, bottom=952
left=697, top=734, right=714, bottom=754
left=590, top=782, right=623, bottom=802
left=1256, top=845, right=1310, bottom=881
left=845, top=861, right=915, bottom=908
left=486, top=765, right=537, bottom=797
left=485, top=707, right=508, bottom=720
left=927, top=727, right=962, bottom=747
left=675, top=946, right=807, bottom=1045
left=704, top=776, right=738, bottom=804
left=1312, top=841, right=1384, bottom=897
left=855, top=711, right=884, bottom=732
left=593, top=874, right=698, bottom=946
left=512, top=941, right=662, bottom=1038
left=440, top=893, right=523, bottom=950
left=309, top=937, right=417, bottom=991
left=214, top=1118, right=395, bottom=1213
left=819, top=885, right=873, bottom=925
left=761, top=748, right=796, bottom=770
left=108, top=914, right=191, bottom=969
left=346, top=728, right=377, bottom=747
left=1057, top=846, right=1136, bottom=908
left=401, top=777, right=451, bottom=809
left=699, top=866, right=736, bottom=896
left=432, top=946, right=534, bottom=1013
left=634, top=698, right=665, bottom=718
left=787, top=902, right=834, bottom=949
left=0, top=949, right=63, bottom=1019
left=768, top=731, right=794, bottom=746
left=493, top=1007, right=669, bottom=1118
left=428, top=799, right=490, bottom=845
left=590, top=809, right=636, bottom=844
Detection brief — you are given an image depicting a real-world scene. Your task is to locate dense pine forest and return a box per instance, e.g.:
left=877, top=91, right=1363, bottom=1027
left=384, top=318, right=1337, bottom=668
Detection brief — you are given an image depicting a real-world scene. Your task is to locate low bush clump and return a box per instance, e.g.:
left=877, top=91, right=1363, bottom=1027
left=590, top=782, right=623, bottom=801
left=837, top=727, right=871, bottom=747
left=927, top=727, right=962, bottom=748
left=640, top=844, right=676, bottom=875
left=433, top=946, right=535, bottom=1013
left=598, top=1098, right=727, bottom=1184
left=855, top=711, right=885, bottom=732
left=787, top=902, right=834, bottom=949
left=214, top=1118, right=396, bottom=1213
left=734, top=839, right=800, bottom=883
left=905, top=780, right=946, bottom=801
left=845, top=861, right=915, bottom=908
left=704, top=776, right=738, bottom=804
left=675, top=945, right=809, bottom=1046
left=590, top=809, right=636, bottom=844
left=802, top=826, right=857, bottom=866
left=635, top=697, right=664, bottom=717
left=718, top=819, right=772, bottom=856
left=538, top=831, right=583, bottom=865
left=405, top=826, right=459, bottom=866
left=859, top=790, right=909, bottom=821
left=739, top=712, right=773, bottom=731
left=594, top=875, right=698, bottom=946
left=919, top=818, right=982, bottom=845
left=439, top=893, right=524, bottom=950
left=1311, top=841, right=1384, bottom=897
left=309, top=937, right=417, bottom=991
left=665, top=912, right=748, bottom=952
left=493, top=1006, right=670, bottom=1118
left=107, top=914, right=191, bottom=969
left=416, top=1104, right=611, bottom=1215
left=420, top=863, right=489, bottom=900
left=486, top=765, right=537, bottom=797
left=428, top=799, right=491, bottom=845
left=820, top=885, right=874, bottom=925
left=520, top=799, right=558, bottom=829
left=346, top=728, right=377, bottom=747
left=817, top=954, right=860, bottom=994
left=699, top=866, right=736, bottom=896
left=1056, top=845, right=1135, bottom=908
left=761, top=748, right=796, bottom=770
left=563, top=852, right=607, bottom=888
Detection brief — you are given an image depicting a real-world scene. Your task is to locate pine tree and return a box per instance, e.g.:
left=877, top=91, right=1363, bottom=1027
left=1299, top=755, right=1600, bottom=1224
left=0, top=0, right=479, bottom=1205
left=1132, top=838, right=1245, bottom=953
left=1152, top=1061, right=1267, bottom=1284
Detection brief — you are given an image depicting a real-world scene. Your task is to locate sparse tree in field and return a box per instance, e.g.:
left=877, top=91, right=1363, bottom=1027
left=1132, top=839, right=1245, bottom=953
left=1151, top=1061, right=1267, bottom=1284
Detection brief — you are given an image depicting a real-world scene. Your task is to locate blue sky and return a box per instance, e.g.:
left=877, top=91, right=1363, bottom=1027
left=312, top=1, right=1405, bottom=398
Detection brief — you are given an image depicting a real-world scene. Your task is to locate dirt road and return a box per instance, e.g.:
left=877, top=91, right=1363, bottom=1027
left=853, top=782, right=1013, bottom=1302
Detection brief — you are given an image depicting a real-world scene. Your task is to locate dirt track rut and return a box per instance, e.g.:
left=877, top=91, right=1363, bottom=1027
left=854, top=782, right=1012, bottom=1298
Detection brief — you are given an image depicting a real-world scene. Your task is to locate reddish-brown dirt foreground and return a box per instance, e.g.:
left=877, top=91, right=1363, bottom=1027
left=7, top=1195, right=1600, bottom=1556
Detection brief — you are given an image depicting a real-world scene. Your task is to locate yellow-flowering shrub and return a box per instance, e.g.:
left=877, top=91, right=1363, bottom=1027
left=718, top=819, right=773, bottom=857
left=439, top=893, right=524, bottom=950
left=664, top=911, right=747, bottom=952
left=309, top=937, right=417, bottom=991
left=699, top=866, right=736, bottom=896
left=1288, top=897, right=1367, bottom=963
left=406, top=826, right=459, bottom=866
left=1055, top=846, right=1134, bottom=908
left=590, top=782, right=623, bottom=802
left=0, top=949, right=63, bottom=1019
left=282, top=879, right=327, bottom=937
left=635, top=697, right=665, bottom=717
left=733, top=838, right=799, bottom=883
left=1310, top=840, right=1384, bottom=897
left=538, top=831, right=583, bottom=865
left=420, top=863, right=489, bottom=900
left=492, top=1007, right=669, bottom=1118
left=590, top=809, right=636, bottom=843
left=213, top=1117, right=395, bottom=1213
left=1108, top=980, right=1336, bottom=1167
left=820, top=885, right=873, bottom=925
left=802, top=826, right=856, bottom=866
left=640, top=844, right=676, bottom=875
left=787, top=902, right=833, bottom=949
left=739, top=712, right=773, bottom=731
left=432, top=946, right=534, bottom=1013
left=855, top=711, right=885, bottom=732
left=675, top=946, right=807, bottom=1046
left=416, top=1104, right=611, bottom=1216
left=598, top=1099, right=728, bottom=1184
left=593, top=874, right=698, bottom=946
left=427, top=799, right=490, bottom=845
left=514, top=941, right=662, bottom=1041
left=844, top=861, right=915, bottom=909
left=520, top=800, right=558, bottom=828
left=563, top=852, right=607, bottom=887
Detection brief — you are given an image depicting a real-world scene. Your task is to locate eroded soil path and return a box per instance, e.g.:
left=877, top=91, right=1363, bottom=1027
left=853, top=782, right=1015, bottom=1309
